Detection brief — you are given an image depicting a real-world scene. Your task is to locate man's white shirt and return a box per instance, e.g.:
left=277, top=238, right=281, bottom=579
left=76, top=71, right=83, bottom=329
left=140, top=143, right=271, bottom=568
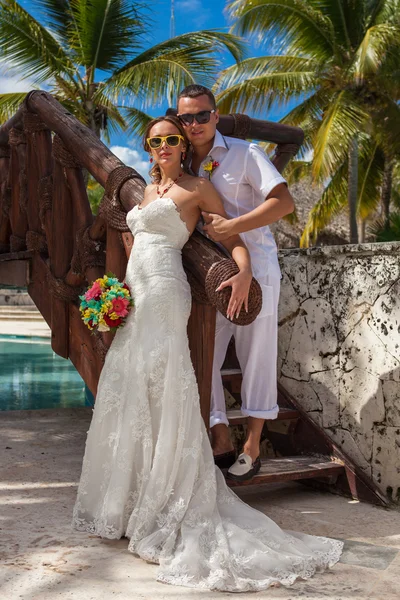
left=197, top=129, right=286, bottom=281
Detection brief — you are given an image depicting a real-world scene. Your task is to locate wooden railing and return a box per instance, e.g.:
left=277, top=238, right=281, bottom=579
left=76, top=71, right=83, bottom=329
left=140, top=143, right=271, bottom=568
left=0, top=91, right=303, bottom=421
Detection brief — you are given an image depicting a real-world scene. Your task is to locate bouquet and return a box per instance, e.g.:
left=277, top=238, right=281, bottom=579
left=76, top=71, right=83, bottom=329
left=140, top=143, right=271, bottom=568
left=79, top=274, right=133, bottom=333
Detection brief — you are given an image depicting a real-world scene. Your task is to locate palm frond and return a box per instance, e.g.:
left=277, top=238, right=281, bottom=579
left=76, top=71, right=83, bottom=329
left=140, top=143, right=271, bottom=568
left=369, top=98, right=400, bottom=156
left=123, top=106, right=153, bottom=138
left=214, top=55, right=319, bottom=113
left=306, top=0, right=368, bottom=49
left=103, top=31, right=245, bottom=107
left=34, top=1, right=81, bottom=48
left=0, top=0, right=76, bottom=83
left=351, top=23, right=400, bottom=81
left=368, top=0, right=400, bottom=27
left=312, top=91, right=369, bottom=181
left=357, top=138, right=384, bottom=219
left=0, top=92, right=27, bottom=123
left=368, top=211, right=400, bottom=242
left=282, top=160, right=313, bottom=185
left=227, top=0, right=336, bottom=61
left=67, top=0, right=145, bottom=71
left=300, top=160, right=348, bottom=247
left=215, top=71, right=317, bottom=115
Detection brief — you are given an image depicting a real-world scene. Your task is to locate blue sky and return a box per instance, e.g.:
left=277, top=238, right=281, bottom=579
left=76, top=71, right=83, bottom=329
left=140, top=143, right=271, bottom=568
left=1, top=1, right=292, bottom=177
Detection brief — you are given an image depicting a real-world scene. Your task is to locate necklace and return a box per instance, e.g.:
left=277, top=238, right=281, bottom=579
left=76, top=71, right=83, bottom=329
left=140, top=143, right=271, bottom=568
left=157, top=172, right=183, bottom=198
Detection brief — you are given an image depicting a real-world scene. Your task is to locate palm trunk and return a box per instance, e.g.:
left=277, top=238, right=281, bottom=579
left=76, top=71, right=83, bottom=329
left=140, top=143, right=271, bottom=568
left=381, top=156, right=393, bottom=231
left=348, top=137, right=359, bottom=244
left=360, top=218, right=366, bottom=243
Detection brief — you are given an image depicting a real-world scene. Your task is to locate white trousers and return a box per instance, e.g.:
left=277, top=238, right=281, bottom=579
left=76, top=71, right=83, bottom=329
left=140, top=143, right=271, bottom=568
left=210, top=275, right=280, bottom=428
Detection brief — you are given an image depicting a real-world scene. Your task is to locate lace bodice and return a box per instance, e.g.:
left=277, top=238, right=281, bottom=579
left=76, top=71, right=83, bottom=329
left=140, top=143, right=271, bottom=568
left=126, top=196, right=190, bottom=249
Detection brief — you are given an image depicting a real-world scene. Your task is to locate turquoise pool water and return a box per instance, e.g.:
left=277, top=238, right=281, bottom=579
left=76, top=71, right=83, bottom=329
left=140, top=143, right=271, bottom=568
left=0, top=335, right=93, bottom=410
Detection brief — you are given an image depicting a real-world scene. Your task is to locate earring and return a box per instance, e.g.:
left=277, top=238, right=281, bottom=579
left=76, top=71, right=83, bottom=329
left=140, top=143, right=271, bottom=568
left=182, top=152, right=186, bottom=160
left=149, top=155, right=153, bottom=163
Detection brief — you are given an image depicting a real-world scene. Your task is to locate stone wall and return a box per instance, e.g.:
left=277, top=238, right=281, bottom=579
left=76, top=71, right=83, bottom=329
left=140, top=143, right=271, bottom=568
left=278, top=242, right=400, bottom=503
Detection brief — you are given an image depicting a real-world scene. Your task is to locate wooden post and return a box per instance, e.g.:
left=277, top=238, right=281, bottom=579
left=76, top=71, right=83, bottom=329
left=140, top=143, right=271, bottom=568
left=8, top=129, right=28, bottom=252
left=0, top=147, right=11, bottom=253
left=24, top=114, right=53, bottom=256
left=50, top=158, right=74, bottom=358
left=188, top=302, right=217, bottom=430
left=105, top=226, right=127, bottom=281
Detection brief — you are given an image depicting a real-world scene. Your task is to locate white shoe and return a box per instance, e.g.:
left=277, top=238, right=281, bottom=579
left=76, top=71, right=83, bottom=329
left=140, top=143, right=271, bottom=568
left=226, top=453, right=261, bottom=482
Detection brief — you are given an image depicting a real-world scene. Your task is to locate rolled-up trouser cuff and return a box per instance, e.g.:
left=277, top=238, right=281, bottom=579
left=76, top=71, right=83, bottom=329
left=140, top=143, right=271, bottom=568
left=210, top=410, right=230, bottom=429
left=241, top=405, right=279, bottom=420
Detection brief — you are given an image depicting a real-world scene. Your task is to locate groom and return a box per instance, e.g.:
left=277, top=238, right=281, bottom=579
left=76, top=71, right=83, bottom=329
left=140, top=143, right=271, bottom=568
left=177, top=85, right=295, bottom=481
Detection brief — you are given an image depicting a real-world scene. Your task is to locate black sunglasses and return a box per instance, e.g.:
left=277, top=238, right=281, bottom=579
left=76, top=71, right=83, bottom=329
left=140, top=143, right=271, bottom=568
left=177, top=110, right=216, bottom=126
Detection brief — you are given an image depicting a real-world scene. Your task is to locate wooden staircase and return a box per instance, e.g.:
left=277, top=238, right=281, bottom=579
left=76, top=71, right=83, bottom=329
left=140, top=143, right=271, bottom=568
left=0, top=92, right=388, bottom=507
left=221, top=366, right=387, bottom=505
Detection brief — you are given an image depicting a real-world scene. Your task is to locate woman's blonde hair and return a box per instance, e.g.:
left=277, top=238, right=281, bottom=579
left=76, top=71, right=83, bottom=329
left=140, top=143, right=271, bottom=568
left=143, top=115, right=191, bottom=183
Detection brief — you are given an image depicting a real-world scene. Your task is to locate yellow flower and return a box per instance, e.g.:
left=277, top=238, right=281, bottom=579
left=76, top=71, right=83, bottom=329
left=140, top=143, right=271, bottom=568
left=203, top=161, right=213, bottom=172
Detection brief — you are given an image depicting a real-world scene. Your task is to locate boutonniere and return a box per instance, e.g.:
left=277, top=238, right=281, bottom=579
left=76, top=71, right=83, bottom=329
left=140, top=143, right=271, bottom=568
left=203, top=157, right=220, bottom=180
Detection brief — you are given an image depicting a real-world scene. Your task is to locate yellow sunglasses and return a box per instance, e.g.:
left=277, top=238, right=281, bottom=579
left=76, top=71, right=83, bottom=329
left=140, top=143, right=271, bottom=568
left=147, top=134, right=185, bottom=149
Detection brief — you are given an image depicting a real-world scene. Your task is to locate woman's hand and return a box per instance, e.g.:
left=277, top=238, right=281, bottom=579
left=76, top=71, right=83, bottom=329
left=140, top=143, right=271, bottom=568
left=216, top=269, right=252, bottom=320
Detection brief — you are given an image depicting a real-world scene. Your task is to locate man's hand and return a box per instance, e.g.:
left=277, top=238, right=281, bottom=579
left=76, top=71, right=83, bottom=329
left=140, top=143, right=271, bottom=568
left=216, top=270, right=252, bottom=320
left=202, top=211, right=234, bottom=241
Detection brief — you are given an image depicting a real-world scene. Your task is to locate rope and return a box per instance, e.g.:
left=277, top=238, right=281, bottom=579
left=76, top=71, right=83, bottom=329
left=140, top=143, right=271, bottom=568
left=10, top=234, right=26, bottom=252
left=8, top=128, right=26, bottom=146
left=70, top=226, right=105, bottom=275
left=26, top=230, right=47, bottom=253
left=205, top=259, right=263, bottom=326
left=23, top=112, right=48, bottom=134
left=99, top=166, right=142, bottom=232
left=46, top=270, right=83, bottom=303
left=274, top=143, right=300, bottom=158
left=52, top=135, right=81, bottom=169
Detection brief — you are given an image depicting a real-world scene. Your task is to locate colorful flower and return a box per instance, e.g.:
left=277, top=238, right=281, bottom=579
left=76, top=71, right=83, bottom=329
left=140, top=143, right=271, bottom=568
left=104, top=314, right=123, bottom=328
left=111, top=297, right=129, bottom=317
left=79, top=275, right=133, bottom=333
left=203, top=157, right=219, bottom=179
left=85, top=281, right=102, bottom=301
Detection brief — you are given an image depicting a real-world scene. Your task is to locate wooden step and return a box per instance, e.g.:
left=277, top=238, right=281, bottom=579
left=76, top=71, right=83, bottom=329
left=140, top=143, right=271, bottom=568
left=227, top=407, right=299, bottom=426
left=221, top=367, right=242, bottom=383
left=0, top=251, right=33, bottom=287
left=0, top=250, right=33, bottom=262
left=226, top=455, right=344, bottom=487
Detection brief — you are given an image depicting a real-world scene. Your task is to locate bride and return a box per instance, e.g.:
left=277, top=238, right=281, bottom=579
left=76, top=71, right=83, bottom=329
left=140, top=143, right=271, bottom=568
left=73, top=115, right=343, bottom=592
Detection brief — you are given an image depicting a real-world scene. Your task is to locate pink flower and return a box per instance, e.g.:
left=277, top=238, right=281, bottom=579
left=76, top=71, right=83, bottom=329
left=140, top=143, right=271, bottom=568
left=85, top=281, right=102, bottom=301
left=111, top=297, right=129, bottom=317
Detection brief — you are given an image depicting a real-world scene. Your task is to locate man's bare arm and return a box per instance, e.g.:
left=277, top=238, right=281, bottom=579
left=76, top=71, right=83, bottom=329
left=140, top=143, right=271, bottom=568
left=203, top=183, right=295, bottom=242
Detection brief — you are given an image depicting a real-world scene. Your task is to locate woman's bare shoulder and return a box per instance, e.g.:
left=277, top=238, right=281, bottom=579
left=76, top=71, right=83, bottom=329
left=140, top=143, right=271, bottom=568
left=144, top=183, right=156, bottom=197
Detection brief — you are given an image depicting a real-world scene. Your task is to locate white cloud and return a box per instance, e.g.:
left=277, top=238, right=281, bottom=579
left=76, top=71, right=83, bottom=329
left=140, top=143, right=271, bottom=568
left=0, top=59, right=51, bottom=94
left=176, top=0, right=211, bottom=28
left=110, top=145, right=150, bottom=181
left=0, top=74, right=38, bottom=94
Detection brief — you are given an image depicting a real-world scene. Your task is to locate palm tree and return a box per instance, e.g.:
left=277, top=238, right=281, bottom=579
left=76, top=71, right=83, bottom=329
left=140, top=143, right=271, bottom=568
left=215, top=0, right=400, bottom=245
left=0, top=0, right=244, bottom=140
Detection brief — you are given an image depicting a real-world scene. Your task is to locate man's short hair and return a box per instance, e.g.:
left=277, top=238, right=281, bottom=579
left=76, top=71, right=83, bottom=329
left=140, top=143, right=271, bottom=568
left=177, top=85, right=216, bottom=110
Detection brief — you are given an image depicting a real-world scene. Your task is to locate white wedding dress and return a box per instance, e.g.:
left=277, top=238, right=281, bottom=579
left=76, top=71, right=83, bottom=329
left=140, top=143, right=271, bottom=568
left=73, top=196, right=343, bottom=592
